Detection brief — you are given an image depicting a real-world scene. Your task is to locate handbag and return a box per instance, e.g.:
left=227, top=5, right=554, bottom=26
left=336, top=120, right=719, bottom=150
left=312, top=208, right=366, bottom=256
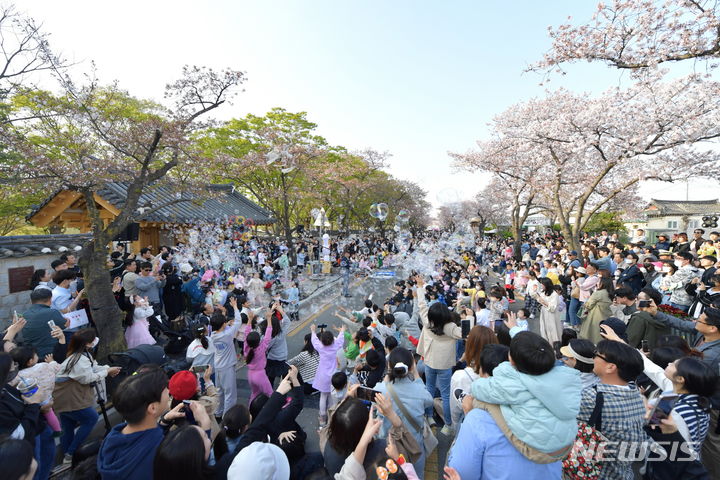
left=386, top=382, right=438, bottom=455
left=562, top=387, right=607, bottom=480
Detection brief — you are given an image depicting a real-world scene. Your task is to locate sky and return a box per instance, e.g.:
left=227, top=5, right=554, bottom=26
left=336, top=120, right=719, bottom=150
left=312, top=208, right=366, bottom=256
left=19, top=0, right=720, bottom=211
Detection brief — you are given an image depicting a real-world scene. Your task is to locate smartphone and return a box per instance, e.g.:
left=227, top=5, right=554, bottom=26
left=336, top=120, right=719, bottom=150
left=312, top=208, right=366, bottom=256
left=638, top=300, right=651, bottom=308
left=356, top=386, right=379, bottom=402
left=641, top=340, right=650, bottom=353
left=191, top=364, right=209, bottom=374
left=461, top=319, right=471, bottom=339
left=647, top=393, right=678, bottom=425
left=47, top=320, right=56, bottom=329
left=182, top=400, right=196, bottom=424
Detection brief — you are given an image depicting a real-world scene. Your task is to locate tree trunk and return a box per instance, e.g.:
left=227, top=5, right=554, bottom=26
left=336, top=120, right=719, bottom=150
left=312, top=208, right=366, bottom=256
left=511, top=221, right=523, bottom=261
left=79, top=241, right=126, bottom=361
left=280, top=173, right=296, bottom=266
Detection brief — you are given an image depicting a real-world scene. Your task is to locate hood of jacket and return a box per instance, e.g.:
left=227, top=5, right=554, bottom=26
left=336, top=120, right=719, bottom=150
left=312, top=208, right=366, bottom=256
left=483, top=362, right=581, bottom=420
left=97, top=423, right=164, bottom=480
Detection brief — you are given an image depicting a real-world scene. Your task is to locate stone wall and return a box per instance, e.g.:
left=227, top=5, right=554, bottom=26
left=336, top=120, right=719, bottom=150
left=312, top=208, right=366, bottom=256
left=0, top=254, right=55, bottom=330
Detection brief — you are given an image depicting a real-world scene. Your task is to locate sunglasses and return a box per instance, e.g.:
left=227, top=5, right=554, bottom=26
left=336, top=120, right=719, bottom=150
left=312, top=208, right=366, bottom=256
left=593, top=352, right=609, bottom=362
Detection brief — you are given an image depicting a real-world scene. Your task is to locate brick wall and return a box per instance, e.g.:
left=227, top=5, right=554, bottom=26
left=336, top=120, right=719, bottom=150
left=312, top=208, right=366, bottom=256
left=0, top=255, right=55, bottom=331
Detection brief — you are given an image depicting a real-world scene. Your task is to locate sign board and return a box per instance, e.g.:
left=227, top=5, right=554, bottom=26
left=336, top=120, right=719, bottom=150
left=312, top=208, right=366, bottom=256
left=8, top=266, right=34, bottom=294
left=524, top=217, right=551, bottom=226
left=63, top=309, right=90, bottom=329
left=371, top=271, right=396, bottom=278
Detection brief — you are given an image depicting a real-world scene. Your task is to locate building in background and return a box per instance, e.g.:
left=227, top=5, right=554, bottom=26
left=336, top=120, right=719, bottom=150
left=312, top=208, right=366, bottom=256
left=643, top=199, right=720, bottom=242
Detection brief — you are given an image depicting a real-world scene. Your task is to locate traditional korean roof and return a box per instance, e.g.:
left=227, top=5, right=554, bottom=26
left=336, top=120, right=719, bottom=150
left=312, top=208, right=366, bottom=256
left=645, top=199, right=720, bottom=216
left=28, top=183, right=274, bottom=226
left=0, top=234, right=93, bottom=259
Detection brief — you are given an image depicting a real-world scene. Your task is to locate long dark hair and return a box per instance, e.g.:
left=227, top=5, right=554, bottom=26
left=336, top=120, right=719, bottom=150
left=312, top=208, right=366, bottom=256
left=153, top=425, right=214, bottom=480
left=597, top=277, right=615, bottom=295
left=302, top=333, right=318, bottom=356
left=194, top=325, right=209, bottom=350
left=29, top=269, right=47, bottom=289
left=427, top=302, right=453, bottom=335
left=245, top=331, right=260, bottom=365
left=328, top=398, right=370, bottom=456
left=259, top=314, right=281, bottom=339
left=538, top=278, right=554, bottom=296
left=63, top=328, right=97, bottom=374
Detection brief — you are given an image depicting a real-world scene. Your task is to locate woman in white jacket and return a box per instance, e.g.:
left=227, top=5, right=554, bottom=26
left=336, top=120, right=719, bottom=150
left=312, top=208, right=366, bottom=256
left=54, top=328, right=121, bottom=463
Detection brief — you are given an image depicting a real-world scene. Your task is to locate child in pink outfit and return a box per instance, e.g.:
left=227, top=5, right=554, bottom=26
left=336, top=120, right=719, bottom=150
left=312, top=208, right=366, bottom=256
left=243, top=319, right=273, bottom=403
left=10, top=346, right=62, bottom=431
left=310, top=324, right=346, bottom=426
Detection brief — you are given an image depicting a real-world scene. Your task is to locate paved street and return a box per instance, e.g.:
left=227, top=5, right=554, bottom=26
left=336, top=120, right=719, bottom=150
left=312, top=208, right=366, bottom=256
left=232, top=269, right=470, bottom=480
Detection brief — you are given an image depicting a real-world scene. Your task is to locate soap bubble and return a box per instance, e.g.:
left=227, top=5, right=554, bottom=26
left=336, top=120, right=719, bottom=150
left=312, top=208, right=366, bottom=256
left=396, top=209, right=410, bottom=224
left=369, top=203, right=389, bottom=221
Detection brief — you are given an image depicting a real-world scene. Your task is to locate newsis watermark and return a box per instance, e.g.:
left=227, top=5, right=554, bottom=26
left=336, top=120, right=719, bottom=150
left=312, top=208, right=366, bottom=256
left=574, top=440, right=700, bottom=462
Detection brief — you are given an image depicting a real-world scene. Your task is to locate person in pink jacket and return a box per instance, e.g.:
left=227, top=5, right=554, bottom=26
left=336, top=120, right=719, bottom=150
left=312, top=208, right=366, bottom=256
left=243, top=309, right=274, bottom=403
left=310, top=323, right=346, bottom=427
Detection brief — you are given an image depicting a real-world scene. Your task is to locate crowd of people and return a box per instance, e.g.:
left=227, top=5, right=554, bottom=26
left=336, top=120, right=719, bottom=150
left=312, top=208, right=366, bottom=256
left=1, top=226, right=720, bottom=480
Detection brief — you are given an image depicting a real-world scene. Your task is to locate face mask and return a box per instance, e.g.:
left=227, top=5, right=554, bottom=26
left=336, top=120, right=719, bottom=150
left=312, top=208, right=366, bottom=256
left=626, top=258, right=634, bottom=264
left=662, top=266, right=671, bottom=273
left=674, top=260, right=683, bottom=268
left=90, top=337, right=100, bottom=348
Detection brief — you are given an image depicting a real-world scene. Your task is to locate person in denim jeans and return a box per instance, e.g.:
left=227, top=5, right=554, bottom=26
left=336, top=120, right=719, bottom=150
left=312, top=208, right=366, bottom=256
left=53, top=329, right=121, bottom=463
left=415, top=276, right=462, bottom=436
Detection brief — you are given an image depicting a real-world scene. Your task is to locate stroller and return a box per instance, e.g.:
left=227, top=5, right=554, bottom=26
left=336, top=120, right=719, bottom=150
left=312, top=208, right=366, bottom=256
left=106, top=344, right=169, bottom=399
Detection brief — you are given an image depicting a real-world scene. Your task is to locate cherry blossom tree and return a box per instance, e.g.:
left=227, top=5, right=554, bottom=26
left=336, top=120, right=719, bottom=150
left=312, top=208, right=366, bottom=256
left=454, top=75, right=720, bottom=252
left=1, top=66, right=245, bottom=357
left=533, top=0, right=720, bottom=72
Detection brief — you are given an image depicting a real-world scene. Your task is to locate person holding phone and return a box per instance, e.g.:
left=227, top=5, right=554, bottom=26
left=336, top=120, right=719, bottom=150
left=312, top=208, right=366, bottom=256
left=601, top=325, right=717, bottom=460
left=625, top=289, right=671, bottom=351
left=374, top=347, right=433, bottom=478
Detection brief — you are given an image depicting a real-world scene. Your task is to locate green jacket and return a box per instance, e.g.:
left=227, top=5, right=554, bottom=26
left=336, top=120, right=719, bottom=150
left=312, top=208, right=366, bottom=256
left=626, top=311, right=671, bottom=350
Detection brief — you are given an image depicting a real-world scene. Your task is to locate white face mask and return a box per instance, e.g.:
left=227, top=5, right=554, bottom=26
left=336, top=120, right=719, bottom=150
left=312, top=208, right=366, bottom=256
left=90, top=337, right=99, bottom=348
left=674, top=260, right=683, bottom=268
left=662, top=266, right=671, bottom=273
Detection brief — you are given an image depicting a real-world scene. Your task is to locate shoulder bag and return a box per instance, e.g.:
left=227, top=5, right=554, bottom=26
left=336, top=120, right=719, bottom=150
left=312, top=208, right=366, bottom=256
left=386, top=381, right=438, bottom=455
left=562, top=386, right=607, bottom=480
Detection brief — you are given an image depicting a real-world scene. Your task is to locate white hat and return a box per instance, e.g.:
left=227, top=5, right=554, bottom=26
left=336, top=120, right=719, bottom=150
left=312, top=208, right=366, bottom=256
left=228, top=442, right=290, bottom=480
left=179, top=263, right=193, bottom=274
left=574, top=267, right=587, bottom=274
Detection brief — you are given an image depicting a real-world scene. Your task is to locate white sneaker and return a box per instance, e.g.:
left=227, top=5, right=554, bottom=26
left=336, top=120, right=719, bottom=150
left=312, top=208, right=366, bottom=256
left=440, top=425, right=453, bottom=436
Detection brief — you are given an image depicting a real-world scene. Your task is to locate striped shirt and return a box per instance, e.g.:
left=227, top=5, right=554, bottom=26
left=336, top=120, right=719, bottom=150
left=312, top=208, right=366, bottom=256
left=287, top=350, right=320, bottom=384
left=673, top=394, right=710, bottom=455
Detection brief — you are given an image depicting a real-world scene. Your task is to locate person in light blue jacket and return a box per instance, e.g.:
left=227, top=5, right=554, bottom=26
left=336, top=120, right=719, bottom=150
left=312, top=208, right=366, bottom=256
left=470, top=331, right=582, bottom=454
left=374, top=347, right=433, bottom=479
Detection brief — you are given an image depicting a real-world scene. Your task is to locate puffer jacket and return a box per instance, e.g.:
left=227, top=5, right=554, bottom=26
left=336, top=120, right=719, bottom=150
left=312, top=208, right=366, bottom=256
left=471, top=362, right=581, bottom=453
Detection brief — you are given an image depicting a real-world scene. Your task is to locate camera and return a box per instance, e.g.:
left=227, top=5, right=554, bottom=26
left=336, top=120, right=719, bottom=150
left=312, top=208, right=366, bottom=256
left=317, top=323, right=328, bottom=331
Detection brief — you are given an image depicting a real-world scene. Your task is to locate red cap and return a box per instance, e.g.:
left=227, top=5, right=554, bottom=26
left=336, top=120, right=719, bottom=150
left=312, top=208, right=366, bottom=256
left=168, top=370, right=197, bottom=401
